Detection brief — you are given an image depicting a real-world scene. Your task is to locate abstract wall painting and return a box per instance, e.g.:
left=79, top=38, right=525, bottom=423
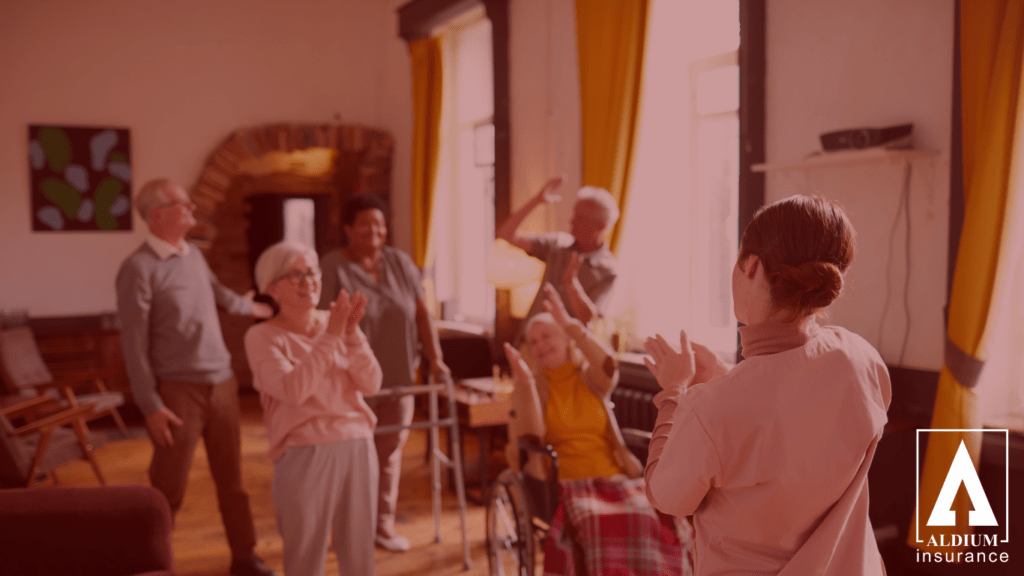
left=28, top=124, right=132, bottom=231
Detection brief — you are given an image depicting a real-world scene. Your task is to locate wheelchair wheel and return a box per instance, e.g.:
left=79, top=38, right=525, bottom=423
left=486, top=469, right=535, bottom=576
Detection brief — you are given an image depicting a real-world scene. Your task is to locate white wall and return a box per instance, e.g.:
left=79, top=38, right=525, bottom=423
left=1, top=0, right=957, bottom=373
left=766, top=0, right=954, bottom=370
left=0, top=0, right=411, bottom=317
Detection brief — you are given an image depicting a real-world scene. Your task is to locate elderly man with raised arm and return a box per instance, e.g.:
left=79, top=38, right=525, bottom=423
left=496, top=174, right=619, bottom=332
left=115, top=178, right=277, bottom=576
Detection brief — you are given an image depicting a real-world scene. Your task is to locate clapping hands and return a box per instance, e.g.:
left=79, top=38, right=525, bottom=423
left=644, top=330, right=731, bottom=390
left=691, top=341, right=731, bottom=384
left=326, top=289, right=368, bottom=336
left=643, top=330, right=696, bottom=390
left=561, top=252, right=582, bottom=292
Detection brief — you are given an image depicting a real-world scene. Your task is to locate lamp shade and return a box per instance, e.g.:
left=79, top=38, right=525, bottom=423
left=486, top=239, right=544, bottom=289
left=510, top=281, right=541, bottom=318
left=487, top=239, right=545, bottom=319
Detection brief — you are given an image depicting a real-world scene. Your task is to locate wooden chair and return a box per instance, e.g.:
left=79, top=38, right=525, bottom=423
left=0, top=325, right=128, bottom=434
left=0, top=395, right=106, bottom=487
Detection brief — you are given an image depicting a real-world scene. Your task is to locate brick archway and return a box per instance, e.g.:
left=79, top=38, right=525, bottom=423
left=190, top=123, right=394, bottom=387
left=188, top=123, right=393, bottom=247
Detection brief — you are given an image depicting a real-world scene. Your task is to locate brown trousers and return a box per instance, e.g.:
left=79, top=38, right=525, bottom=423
left=150, top=377, right=256, bottom=560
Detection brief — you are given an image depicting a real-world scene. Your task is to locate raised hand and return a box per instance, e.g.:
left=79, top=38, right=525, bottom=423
left=345, top=291, right=368, bottom=334
left=541, top=282, right=571, bottom=327
left=536, top=174, right=567, bottom=204
left=643, top=329, right=696, bottom=390
left=326, top=289, right=353, bottom=336
left=504, top=342, right=533, bottom=385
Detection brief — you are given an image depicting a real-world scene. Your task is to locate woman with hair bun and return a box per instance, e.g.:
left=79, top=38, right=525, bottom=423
left=643, top=195, right=890, bottom=575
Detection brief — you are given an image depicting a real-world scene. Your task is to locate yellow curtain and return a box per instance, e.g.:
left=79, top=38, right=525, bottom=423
left=409, top=35, right=444, bottom=310
left=911, top=0, right=1024, bottom=555
left=575, top=0, right=649, bottom=254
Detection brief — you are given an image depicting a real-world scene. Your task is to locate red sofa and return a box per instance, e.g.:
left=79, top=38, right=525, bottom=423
left=0, top=484, right=175, bottom=576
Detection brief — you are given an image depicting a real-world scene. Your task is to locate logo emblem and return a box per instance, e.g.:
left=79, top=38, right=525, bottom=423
left=916, top=428, right=1010, bottom=544
left=926, top=439, right=998, bottom=527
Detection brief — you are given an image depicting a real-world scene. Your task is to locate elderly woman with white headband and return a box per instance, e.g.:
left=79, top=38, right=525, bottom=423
left=244, top=240, right=383, bottom=576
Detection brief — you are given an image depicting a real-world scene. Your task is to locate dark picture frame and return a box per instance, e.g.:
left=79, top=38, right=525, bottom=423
left=28, top=124, right=132, bottom=232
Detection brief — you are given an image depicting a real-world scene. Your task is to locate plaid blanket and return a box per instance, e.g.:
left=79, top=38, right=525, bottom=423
left=542, top=477, right=694, bottom=576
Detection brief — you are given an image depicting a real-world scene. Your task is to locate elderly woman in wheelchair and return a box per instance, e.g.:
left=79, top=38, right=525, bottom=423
left=486, top=283, right=692, bottom=576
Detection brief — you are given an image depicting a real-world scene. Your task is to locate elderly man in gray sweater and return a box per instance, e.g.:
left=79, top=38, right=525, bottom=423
left=116, top=178, right=276, bottom=576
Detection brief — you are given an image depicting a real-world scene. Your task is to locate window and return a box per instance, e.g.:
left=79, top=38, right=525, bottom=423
left=976, top=170, right=1024, bottom=432
left=433, top=12, right=496, bottom=325
left=611, top=0, right=741, bottom=354
left=282, top=198, right=316, bottom=250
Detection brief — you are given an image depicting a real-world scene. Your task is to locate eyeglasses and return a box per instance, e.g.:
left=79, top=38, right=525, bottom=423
left=274, top=268, right=322, bottom=285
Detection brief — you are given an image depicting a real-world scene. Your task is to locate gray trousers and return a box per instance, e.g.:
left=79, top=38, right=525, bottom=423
left=272, top=438, right=378, bottom=576
left=372, top=395, right=415, bottom=534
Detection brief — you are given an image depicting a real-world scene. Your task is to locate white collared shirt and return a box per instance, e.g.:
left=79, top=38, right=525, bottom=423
left=145, top=233, right=190, bottom=260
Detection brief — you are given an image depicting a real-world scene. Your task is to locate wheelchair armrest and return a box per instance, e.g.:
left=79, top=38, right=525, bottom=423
left=518, top=435, right=557, bottom=458
left=621, top=427, right=652, bottom=448
left=518, top=435, right=560, bottom=484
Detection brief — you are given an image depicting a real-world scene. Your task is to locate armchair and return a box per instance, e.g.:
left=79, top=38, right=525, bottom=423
left=0, top=395, right=106, bottom=487
left=0, top=485, right=175, bottom=576
left=0, top=325, right=128, bottom=434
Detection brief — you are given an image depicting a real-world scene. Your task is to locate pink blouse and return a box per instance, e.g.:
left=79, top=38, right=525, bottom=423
left=244, top=321, right=383, bottom=461
left=645, top=319, right=891, bottom=575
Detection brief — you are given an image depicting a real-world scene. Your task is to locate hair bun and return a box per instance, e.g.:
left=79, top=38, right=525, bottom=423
left=739, top=195, right=857, bottom=320
left=776, top=261, right=844, bottom=311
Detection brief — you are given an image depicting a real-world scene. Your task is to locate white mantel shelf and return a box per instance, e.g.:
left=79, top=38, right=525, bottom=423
left=751, top=148, right=942, bottom=173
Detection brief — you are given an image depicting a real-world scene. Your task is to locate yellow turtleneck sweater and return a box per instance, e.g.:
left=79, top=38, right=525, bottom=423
left=542, top=361, right=623, bottom=480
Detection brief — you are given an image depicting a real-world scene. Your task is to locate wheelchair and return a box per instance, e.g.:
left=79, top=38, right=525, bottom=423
left=484, top=431, right=654, bottom=576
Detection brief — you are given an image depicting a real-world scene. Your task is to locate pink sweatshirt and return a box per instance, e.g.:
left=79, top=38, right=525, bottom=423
left=244, top=321, right=383, bottom=461
left=645, top=319, right=890, bottom=575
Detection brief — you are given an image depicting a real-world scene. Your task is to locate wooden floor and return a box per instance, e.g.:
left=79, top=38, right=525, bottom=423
left=52, top=393, right=510, bottom=576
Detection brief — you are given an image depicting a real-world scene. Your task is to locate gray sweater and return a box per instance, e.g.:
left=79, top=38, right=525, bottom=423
left=115, top=243, right=253, bottom=415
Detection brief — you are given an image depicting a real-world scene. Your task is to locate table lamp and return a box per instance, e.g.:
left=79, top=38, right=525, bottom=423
left=486, top=239, right=544, bottom=318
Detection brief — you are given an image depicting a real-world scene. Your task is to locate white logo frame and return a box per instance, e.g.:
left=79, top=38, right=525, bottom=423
left=915, top=428, right=1010, bottom=544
